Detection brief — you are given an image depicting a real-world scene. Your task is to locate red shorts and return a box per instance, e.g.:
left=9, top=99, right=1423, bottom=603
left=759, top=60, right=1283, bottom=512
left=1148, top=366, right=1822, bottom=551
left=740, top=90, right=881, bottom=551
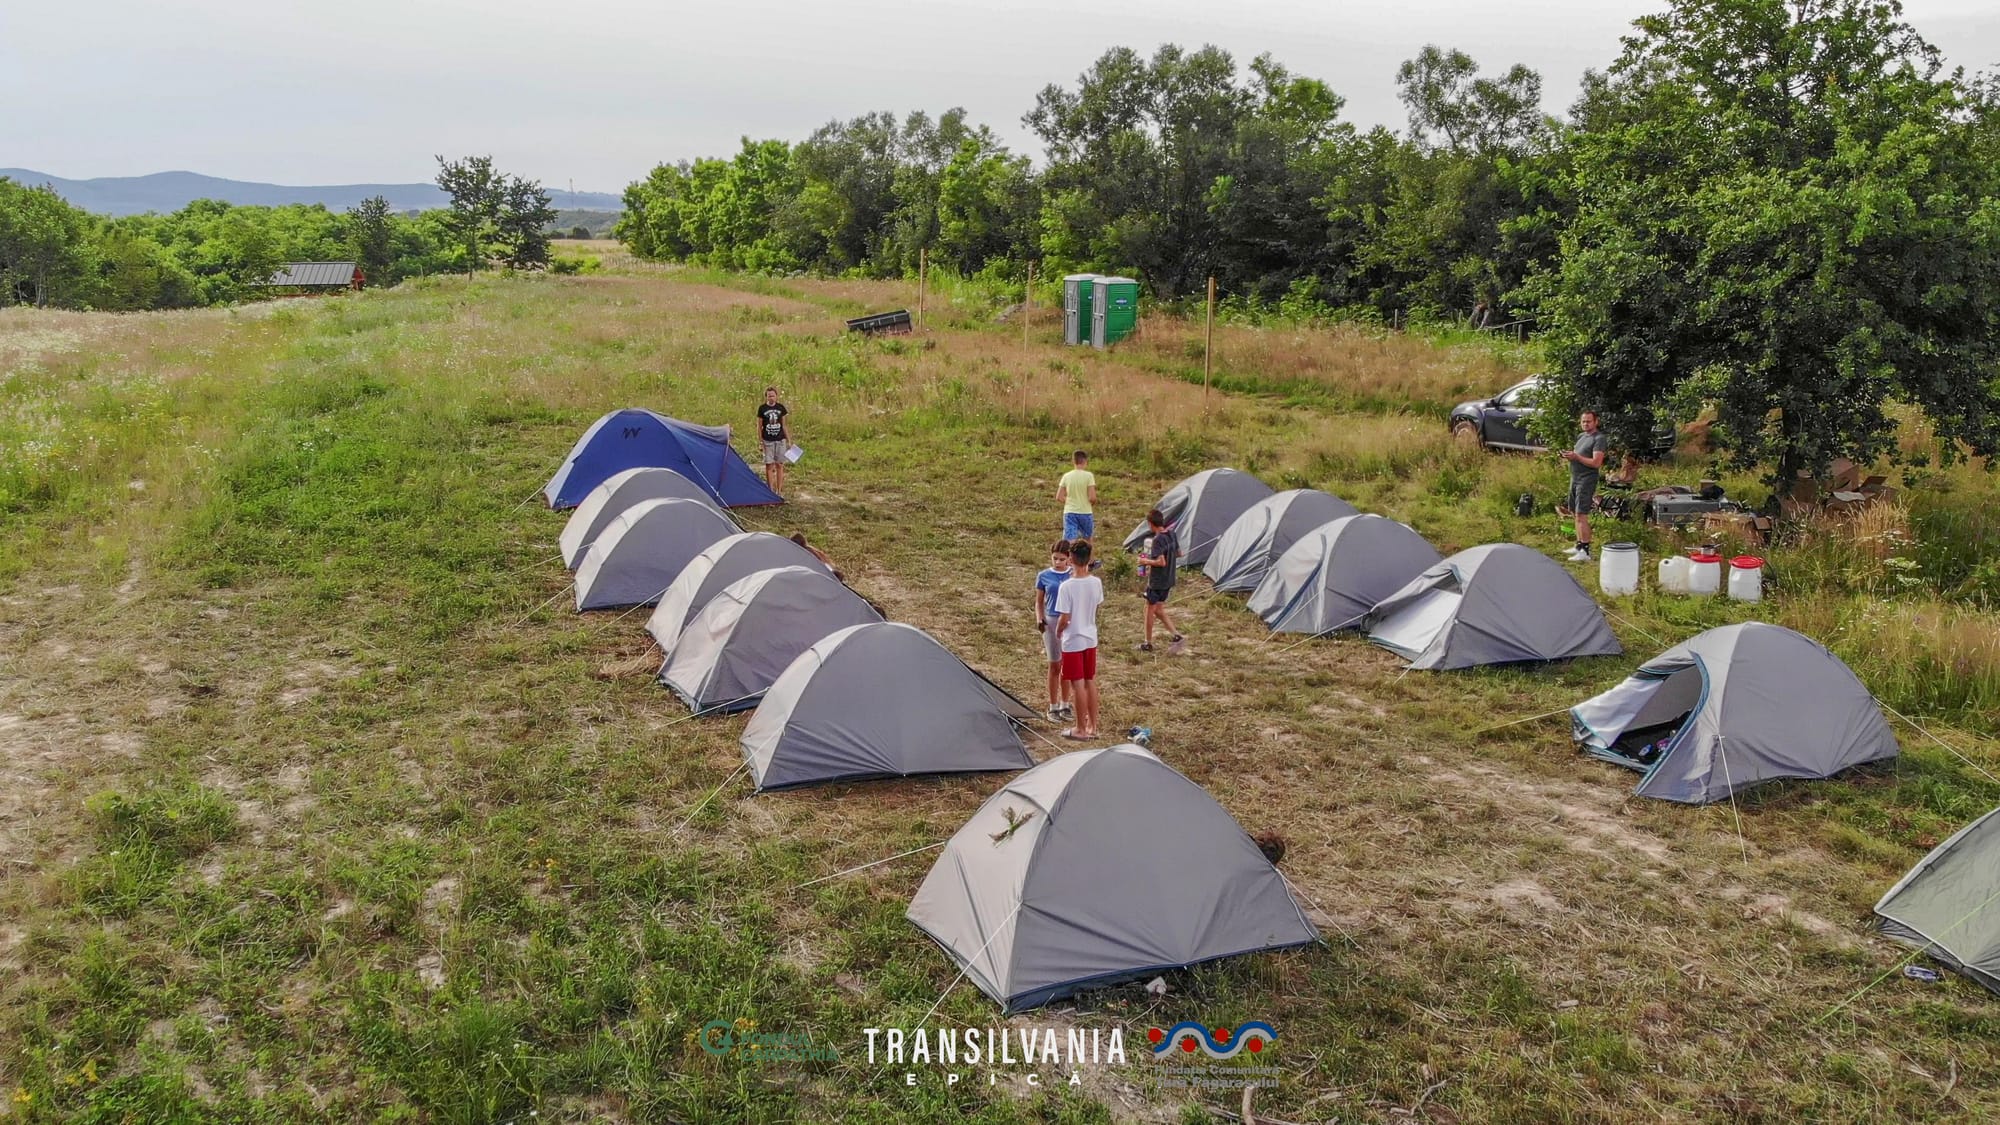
left=1060, top=647, right=1097, bottom=681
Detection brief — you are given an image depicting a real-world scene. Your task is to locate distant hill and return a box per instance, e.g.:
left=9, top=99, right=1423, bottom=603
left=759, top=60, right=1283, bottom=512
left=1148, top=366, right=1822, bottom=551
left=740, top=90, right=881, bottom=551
left=0, top=168, right=622, bottom=217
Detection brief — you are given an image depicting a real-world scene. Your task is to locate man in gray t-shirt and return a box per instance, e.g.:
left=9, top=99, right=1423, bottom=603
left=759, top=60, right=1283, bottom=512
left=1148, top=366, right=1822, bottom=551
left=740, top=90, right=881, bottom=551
left=1560, top=410, right=1609, bottom=563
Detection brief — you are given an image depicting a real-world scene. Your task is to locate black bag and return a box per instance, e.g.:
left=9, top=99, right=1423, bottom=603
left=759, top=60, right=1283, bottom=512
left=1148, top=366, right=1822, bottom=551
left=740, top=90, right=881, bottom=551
left=1515, top=493, right=1535, bottom=517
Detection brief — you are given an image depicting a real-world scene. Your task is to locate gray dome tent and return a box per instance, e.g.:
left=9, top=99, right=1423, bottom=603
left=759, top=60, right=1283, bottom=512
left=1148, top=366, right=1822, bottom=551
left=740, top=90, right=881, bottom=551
left=740, top=623, right=1037, bottom=791
left=1121, top=468, right=1276, bottom=567
left=573, top=498, right=739, bottom=611
left=644, top=532, right=833, bottom=656
left=1363, top=544, right=1622, bottom=670
left=1247, top=515, right=1443, bottom=635
left=906, top=744, right=1318, bottom=1012
left=1875, top=806, right=2000, bottom=994
left=1570, top=623, right=1898, bottom=804
left=559, top=467, right=725, bottom=569
left=1204, top=489, right=1362, bottom=593
left=659, top=567, right=883, bottom=713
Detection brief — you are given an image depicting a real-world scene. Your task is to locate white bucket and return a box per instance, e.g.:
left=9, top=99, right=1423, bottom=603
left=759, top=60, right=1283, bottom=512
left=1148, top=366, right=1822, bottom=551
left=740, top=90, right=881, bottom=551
left=1658, top=555, right=1693, bottom=595
left=1599, top=542, right=1639, bottom=596
left=1728, top=556, right=1764, bottom=603
left=1688, top=553, right=1722, bottom=596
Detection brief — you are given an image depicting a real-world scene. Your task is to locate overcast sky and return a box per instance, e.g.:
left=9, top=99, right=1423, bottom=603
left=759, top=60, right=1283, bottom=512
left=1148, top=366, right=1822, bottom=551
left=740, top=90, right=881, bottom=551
left=4, top=1, right=1995, bottom=192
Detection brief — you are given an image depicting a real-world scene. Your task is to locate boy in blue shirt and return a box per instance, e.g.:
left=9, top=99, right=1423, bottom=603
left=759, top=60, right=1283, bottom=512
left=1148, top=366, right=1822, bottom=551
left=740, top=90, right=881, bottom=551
left=1033, top=540, right=1075, bottom=722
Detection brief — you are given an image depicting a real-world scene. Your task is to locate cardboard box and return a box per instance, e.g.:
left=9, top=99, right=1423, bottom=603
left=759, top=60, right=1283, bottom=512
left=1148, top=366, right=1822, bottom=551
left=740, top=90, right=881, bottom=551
left=1702, top=511, right=1773, bottom=545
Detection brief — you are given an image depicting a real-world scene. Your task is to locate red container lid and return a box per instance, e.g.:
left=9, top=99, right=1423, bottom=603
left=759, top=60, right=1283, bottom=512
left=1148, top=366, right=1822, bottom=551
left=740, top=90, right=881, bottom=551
left=1730, top=555, right=1764, bottom=569
left=1688, top=551, right=1722, bottom=564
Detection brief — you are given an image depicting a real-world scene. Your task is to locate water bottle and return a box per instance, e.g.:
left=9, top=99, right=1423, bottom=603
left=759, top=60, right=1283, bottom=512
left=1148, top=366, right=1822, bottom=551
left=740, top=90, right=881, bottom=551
left=1138, top=536, right=1152, bottom=580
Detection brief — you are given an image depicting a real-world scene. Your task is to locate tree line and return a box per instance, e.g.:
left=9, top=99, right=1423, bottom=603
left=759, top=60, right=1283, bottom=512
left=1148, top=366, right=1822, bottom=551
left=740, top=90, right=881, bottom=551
left=618, top=0, right=2000, bottom=483
left=0, top=156, right=557, bottom=310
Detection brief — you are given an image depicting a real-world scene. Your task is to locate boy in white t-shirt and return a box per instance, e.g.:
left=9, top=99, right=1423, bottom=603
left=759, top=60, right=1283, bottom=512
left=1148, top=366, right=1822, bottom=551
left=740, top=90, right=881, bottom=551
left=1052, top=541, right=1106, bottom=740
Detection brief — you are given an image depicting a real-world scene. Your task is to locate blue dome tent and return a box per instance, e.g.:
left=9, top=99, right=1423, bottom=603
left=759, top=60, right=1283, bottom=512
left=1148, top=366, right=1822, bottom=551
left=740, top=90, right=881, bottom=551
left=543, top=409, right=782, bottom=509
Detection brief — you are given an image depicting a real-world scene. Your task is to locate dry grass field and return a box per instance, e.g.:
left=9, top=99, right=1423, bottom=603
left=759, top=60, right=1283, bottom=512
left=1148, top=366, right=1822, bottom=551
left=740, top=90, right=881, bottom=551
left=2, top=259, right=1999, bottom=1122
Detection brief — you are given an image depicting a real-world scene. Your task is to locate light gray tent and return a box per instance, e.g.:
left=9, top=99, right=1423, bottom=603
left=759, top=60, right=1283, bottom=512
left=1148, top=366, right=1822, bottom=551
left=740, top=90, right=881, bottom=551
left=740, top=623, right=1038, bottom=791
left=1363, top=543, right=1622, bottom=670
left=559, top=467, right=725, bottom=569
left=659, top=566, right=884, bottom=713
left=1247, top=515, right=1443, bottom=635
left=1204, top=489, right=1363, bottom=593
left=1121, top=468, right=1276, bottom=567
left=644, top=532, right=833, bottom=656
left=906, top=744, right=1318, bottom=1012
left=1570, top=623, right=1898, bottom=804
left=1875, top=806, right=2000, bottom=994
left=573, top=498, right=739, bottom=611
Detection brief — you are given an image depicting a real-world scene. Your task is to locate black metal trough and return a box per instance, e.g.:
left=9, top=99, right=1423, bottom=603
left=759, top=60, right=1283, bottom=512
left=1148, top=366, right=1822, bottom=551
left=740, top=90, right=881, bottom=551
left=845, top=309, right=913, bottom=336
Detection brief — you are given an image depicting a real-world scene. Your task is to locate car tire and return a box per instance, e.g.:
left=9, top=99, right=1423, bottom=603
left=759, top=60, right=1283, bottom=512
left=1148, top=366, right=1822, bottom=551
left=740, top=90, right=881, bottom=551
left=1451, top=420, right=1484, bottom=448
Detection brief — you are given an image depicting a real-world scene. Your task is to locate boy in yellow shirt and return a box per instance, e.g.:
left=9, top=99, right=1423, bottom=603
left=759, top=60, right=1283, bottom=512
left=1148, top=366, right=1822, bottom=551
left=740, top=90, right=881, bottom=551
left=1055, top=449, right=1097, bottom=546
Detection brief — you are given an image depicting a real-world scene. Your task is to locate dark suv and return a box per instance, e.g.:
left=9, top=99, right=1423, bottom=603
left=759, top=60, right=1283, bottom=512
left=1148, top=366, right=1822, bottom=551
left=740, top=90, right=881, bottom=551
left=1449, top=376, right=1676, bottom=456
left=1450, top=377, right=1546, bottom=451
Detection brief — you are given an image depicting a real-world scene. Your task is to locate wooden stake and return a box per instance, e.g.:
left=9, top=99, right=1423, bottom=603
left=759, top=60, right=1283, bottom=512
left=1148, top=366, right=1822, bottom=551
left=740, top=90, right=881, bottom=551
left=1023, top=261, right=1033, bottom=352
left=917, top=248, right=927, bottom=332
left=1022, top=260, right=1033, bottom=414
left=1203, top=275, right=1217, bottom=414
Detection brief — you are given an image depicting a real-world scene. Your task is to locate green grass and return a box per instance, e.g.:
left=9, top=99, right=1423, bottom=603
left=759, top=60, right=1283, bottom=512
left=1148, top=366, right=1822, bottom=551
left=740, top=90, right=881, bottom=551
left=3, top=267, right=2000, bottom=1121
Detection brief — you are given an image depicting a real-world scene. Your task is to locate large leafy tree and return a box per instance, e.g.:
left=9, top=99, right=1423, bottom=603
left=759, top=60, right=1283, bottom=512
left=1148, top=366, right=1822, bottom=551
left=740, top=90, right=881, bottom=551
left=0, top=178, right=96, bottom=307
left=435, top=155, right=556, bottom=272
left=1366, top=46, right=1560, bottom=321
left=1028, top=45, right=1262, bottom=297
left=436, top=155, right=506, bottom=274
left=1538, top=0, right=2000, bottom=483
left=348, top=195, right=396, bottom=284
left=495, top=176, right=556, bottom=270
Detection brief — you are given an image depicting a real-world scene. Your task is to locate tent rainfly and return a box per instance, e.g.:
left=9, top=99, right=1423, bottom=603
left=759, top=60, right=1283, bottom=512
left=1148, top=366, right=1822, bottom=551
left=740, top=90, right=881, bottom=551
left=659, top=567, right=884, bottom=713
left=644, top=532, right=833, bottom=656
left=1363, top=543, right=1622, bottom=670
left=1121, top=468, right=1277, bottom=568
left=543, top=408, right=781, bottom=509
left=740, top=622, right=1037, bottom=790
left=1203, top=489, right=1363, bottom=594
left=1247, top=515, right=1444, bottom=635
left=1571, top=623, right=1898, bottom=804
left=572, top=498, right=738, bottom=611
left=906, top=744, right=1318, bottom=1012
left=558, top=467, right=726, bottom=570
left=1875, top=806, right=2000, bottom=995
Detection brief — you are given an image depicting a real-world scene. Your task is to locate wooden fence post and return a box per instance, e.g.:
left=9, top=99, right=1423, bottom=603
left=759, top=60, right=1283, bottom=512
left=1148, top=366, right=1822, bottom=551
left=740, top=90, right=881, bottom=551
left=1203, top=276, right=1217, bottom=415
left=917, top=248, right=927, bottom=331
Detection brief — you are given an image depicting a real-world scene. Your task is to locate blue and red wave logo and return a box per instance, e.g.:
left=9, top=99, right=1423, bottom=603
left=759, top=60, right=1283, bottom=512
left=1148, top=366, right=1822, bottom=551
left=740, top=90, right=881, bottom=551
left=1146, top=1021, right=1276, bottom=1059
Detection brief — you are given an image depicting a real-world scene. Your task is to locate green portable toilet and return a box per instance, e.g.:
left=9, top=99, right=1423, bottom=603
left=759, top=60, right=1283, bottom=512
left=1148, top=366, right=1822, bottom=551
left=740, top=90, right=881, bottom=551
left=1090, top=277, right=1139, bottom=348
left=1062, top=274, right=1099, bottom=346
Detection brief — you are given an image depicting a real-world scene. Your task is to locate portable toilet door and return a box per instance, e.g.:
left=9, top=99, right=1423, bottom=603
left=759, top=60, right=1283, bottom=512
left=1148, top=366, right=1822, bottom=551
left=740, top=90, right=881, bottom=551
left=1092, top=276, right=1139, bottom=347
left=1063, top=274, right=1097, bottom=346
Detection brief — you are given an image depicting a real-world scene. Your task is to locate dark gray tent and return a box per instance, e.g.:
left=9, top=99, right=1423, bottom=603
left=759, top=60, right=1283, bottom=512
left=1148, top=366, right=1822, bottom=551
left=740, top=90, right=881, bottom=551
left=739, top=623, right=1037, bottom=790
left=1204, top=489, right=1363, bottom=593
left=1875, top=806, right=2000, bottom=994
left=1363, top=544, right=1622, bottom=670
left=1121, top=468, right=1276, bottom=567
left=559, top=467, right=725, bottom=569
left=1571, top=623, right=1898, bottom=803
left=644, top=532, right=833, bottom=656
left=573, top=498, right=739, bottom=611
left=1247, top=515, right=1443, bottom=635
left=659, top=567, right=883, bottom=712
left=906, top=744, right=1318, bottom=1012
